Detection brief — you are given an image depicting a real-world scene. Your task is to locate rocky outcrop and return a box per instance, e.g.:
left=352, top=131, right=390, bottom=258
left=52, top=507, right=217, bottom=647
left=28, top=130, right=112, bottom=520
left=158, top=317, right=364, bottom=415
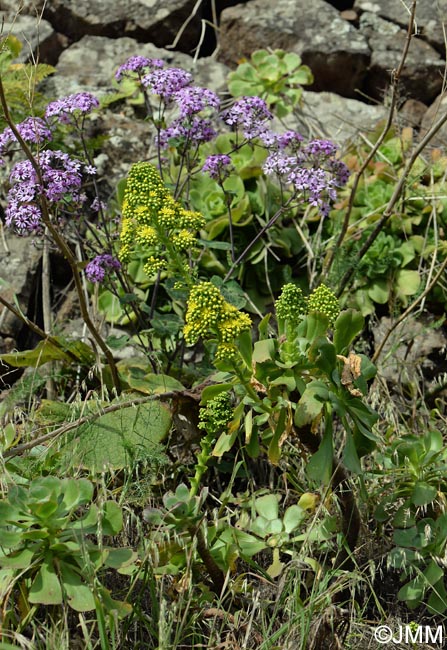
left=1, top=14, right=64, bottom=65
left=218, top=0, right=371, bottom=97
left=354, top=0, right=447, bottom=53
left=48, top=36, right=229, bottom=99
left=358, top=10, right=445, bottom=103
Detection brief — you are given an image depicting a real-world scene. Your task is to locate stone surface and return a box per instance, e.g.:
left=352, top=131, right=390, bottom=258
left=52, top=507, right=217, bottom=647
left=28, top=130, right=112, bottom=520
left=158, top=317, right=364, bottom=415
left=218, top=0, right=371, bottom=97
left=420, top=92, right=447, bottom=148
left=0, top=232, right=42, bottom=338
left=359, top=12, right=445, bottom=102
left=373, top=316, right=447, bottom=386
left=47, top=36, right=230, bottom=99
left=0, top=13, right=63, bottom=64
left=354, top=0, right=447, bottom=53
left=287, top=90, right=387, bottom=144
left=398, top=99, right=428, bottom=129
left=40, top=0, right=201, bottom=52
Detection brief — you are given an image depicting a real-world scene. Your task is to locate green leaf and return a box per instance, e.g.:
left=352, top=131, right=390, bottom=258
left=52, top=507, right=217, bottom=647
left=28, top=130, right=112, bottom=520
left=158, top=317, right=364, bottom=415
left=283, top=505, right=305, bottom=534
left=138, top=373, right=185, bottom=394
left=343, top=430, right=362, bottom=474
left=294, top=380, right=328, bottom=427
left=254, top=494, right=280, bottom=520
left=398, top=577, right=424, bottom=604
left=0, top=547, right=35, bottom=569
left=427, top=578, right=447, bottom=615
left=257, top=313, right=271, bottom=340
left=0, top=339, right=75, bottom=368
left=59, top=562, right=95, bottom=611
left=61, top=478, right=93, bottom=511
left=101, top=501, right=123, bottom=536
left=395, top=269, right=421, bottom=298
left=29, top=556, right=63, bottom=605
left=237, top=329, right=253, bottom=368
left=103, top=548, right=137, bottom=570
left=411, top=482, right=437, bottom=506
left=253, top=339, right=276, bottom=363
left=333, top=310, right=364, bottom=354
left=306, top=426, right=333, bottom=484
left=59, top=399, right=170, bottom=472
left=200, top=383, right=234, bottom=405
left=367, top=280, right=389, bottom=304
left=300, top=313, right=329, bottom=343
left=268, top=407, right=287, bottom=464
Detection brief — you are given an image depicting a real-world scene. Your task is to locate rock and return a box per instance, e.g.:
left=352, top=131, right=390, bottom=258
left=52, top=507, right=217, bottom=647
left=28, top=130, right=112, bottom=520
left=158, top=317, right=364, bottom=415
left=0, top=232, right=42, bottom=339
left=398, top=99, right=427, bottom=129
left=39, top=0, right=201, bottom=53
left=354, top=0, right=447, bottom=53
left=359, top=12, right=444, bottom=103
left=373, top=316, right=447, bottom=386
left=48, top=35, right=230, bottom=98
left=0, top=13, right=63, bottom=65
left=285, top=90, right=387, bottom=145
left=420, top=92, right=447, bottom=148
left=218, top=0, right=371, bottom=97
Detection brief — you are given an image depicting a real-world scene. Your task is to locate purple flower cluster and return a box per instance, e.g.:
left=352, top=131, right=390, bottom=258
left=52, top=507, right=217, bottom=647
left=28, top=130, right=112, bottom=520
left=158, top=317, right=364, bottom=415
left=174, top=86, right=220, bottom=118
left=45, top=92, right=99, bottom=124
left=6, top=150, right=88, bottom=235
left=222, top=96, right=273, bottom=140
left=85, top=254, right=121, bottom=283
left=262, top=132, right=350, bottom=216
left=0, top=117, right=52, bottom=164
left=115, top=55, right=164, bottom=80
left=142, top=67, right=193, bottom=100
left=158, top=117, right=216, bottom=148
left=202, top=154, right=233, bottom=180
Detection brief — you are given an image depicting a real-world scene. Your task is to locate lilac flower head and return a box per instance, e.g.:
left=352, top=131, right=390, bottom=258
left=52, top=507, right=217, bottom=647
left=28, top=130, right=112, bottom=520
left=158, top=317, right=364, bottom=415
left=0, top=117, right=53, bottom=164
left=304, top=139, right=337, bottom=158
left=142, top=67, right=193, bottom=100
left=173, top=86, right=220, bottom=117
left=45, top=92, right=99, bottom=124
left=5, top=150, right=90, bottom=235
left=5, top=202, right=42, bottom=235
left=115, top=55, right=164, bottom=80
left=157, top=116, right=216, bottom=148
left=85, top=254, right=121, bottom=283
left=262, top=134, right=349, bottom=217
left=202, top=154, right=233, bottom=180
left=222, top=96, right=273, bottom=139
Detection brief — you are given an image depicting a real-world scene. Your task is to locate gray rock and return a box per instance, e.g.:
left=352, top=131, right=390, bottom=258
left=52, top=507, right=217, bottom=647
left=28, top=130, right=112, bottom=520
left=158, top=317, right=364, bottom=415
left=420, top=92, right=447, bottom=148
left=40, top=0, right=201, bottom=52
left=0, top=232, right=42, bottom=338
left=218, top=0, right=371, bottom=97
left=0, top=13, right=62, bottom=64
left=373, top=316, right=447, bottom=386
left=354, top=0, right=447, bottom=53
left=48, top=36, right=229, bottom=99
left=289, top=90, right=387, bottom=145
left=359, top=12, right=445, bottom=103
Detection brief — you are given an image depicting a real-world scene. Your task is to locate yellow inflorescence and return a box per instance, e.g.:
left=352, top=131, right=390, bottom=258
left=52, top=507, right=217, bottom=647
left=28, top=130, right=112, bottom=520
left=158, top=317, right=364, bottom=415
left=184, top=281, right=252, bottom=361
left=119, top=162, right=204, bottom=277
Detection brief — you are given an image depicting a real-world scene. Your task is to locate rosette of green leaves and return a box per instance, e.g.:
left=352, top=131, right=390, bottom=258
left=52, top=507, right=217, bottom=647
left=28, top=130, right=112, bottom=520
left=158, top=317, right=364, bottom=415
left=228, top=49, right=313, bottom=117
left=0, top=476, right=135, bottom=612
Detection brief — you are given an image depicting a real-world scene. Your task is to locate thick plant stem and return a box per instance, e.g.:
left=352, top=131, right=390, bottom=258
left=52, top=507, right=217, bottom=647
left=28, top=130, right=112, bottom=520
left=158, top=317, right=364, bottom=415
left=189, top=524, right=225, bottom=595
left=294, top=423, right=360, bottom=572
left=0, top=75, right=121, bottom=394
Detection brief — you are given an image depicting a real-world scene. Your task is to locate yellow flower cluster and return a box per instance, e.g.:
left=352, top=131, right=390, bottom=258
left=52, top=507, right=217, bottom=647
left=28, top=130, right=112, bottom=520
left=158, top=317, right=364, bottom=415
left=184, top=282, right=252, bottom=361
left=119, top=162, right=205, bottom=276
